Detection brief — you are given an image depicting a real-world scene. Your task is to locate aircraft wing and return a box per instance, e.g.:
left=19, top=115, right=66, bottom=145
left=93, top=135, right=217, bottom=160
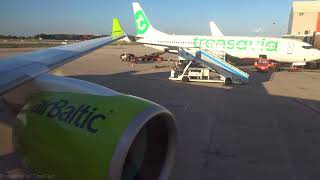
left=0, top=18, right=125, bottom=95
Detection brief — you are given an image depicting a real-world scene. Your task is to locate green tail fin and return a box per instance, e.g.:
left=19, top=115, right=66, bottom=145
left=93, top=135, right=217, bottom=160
left=112, top=18, right=125, bottom=39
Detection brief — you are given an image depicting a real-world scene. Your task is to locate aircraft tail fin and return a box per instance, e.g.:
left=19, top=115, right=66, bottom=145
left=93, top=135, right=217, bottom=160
left=132, top=2, right=167, bottom=37
left=210, top=21, right=224, bottom=37
left=112, top=18, right=126, bottom=39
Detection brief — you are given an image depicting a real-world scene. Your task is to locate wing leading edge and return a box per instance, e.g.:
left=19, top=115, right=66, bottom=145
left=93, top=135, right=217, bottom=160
left=0, top=18, right=125, bottom=95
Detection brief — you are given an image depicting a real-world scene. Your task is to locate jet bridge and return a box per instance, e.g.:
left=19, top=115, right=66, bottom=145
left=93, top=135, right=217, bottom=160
left=179, top=48, right=249, bottom=84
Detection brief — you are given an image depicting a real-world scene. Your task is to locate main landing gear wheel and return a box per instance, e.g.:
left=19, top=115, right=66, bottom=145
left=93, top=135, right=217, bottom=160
left=224, top=78, right=232, bottom=85
left=182, top=76, right=189, bottom=82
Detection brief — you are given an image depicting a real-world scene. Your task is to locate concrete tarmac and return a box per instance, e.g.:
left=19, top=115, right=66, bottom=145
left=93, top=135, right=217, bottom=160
left=1, top=45, right=320, bottom=180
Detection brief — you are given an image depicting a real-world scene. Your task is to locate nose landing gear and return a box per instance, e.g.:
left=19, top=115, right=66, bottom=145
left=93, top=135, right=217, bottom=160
left=289, top=65, right=304, bottom=72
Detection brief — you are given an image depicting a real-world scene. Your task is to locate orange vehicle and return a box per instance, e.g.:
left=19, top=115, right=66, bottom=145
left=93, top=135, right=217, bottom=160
left=254, top=58, right=276, bottom=72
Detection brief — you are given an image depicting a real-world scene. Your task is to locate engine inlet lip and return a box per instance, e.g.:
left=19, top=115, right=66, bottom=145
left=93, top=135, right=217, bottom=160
left=108, top=105, right=177, bottom=180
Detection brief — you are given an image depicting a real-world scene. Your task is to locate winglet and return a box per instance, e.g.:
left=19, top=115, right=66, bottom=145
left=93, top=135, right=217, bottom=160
left=112, top=18, right=125, bottom=39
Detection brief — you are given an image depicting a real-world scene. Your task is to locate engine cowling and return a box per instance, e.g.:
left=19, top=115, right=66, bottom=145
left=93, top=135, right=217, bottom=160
left=13, top=74, right=177, bottom=180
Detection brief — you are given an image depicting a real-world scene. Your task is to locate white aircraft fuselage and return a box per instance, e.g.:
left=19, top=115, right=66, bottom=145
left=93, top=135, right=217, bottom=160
left=133, top=2, right=320, bottom=64
left=138, top=35, right=320, bottom=63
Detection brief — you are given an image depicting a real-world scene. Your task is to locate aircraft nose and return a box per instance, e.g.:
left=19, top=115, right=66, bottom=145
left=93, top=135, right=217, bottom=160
left=315, top=49, right=320, bottom=60
left=309, top=49, right=320, bottom=61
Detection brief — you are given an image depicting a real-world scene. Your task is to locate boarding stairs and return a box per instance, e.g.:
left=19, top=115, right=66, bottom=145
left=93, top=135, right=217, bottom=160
left=179, top=48, right=249, bottom=84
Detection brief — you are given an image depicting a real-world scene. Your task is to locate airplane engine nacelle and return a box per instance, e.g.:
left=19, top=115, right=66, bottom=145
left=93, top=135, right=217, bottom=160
left=13, top=74, right=177, bottom=180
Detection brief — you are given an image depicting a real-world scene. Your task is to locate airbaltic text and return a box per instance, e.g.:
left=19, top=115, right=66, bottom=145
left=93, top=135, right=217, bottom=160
left=29, top=99, right=109, bottom=134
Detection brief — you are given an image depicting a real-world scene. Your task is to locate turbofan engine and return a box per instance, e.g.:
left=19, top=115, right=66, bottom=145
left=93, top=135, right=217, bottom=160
left=12, top=74, right=177, bottom=180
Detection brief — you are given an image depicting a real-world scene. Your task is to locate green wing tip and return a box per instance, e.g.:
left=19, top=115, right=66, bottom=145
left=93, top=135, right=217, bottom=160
left=112, top=18, right=125, bottom=39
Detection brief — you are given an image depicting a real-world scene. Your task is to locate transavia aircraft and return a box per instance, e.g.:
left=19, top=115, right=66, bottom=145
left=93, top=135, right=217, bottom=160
left=0, top=18, right=177, bottom=180
left=132, top=2, right=320, bottom=67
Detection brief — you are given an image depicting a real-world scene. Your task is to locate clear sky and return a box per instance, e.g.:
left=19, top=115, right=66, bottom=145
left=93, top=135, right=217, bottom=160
left=0, top=0, right=302, bottom=37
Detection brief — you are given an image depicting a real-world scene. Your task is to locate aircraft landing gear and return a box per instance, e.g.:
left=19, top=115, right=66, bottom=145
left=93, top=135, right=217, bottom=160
left=224, top=78, right=233, bottom=85
left=288, top=65, right=303, bottom=72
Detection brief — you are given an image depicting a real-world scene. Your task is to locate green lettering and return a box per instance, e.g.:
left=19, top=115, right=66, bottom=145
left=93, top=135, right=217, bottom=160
left=206, top=39, right=215, bottom=48
left=227, top=40, right=235, bottom=49
left=248, top=40, right=253, bottom=50
left=261, top=38, right=266, bottom=47
left=193, top=37, right=199, bottom=48
left=217, top=40, right=225, bottom=49
left=236, top=40, right=248, bottom=50
left=199, top=39, right=206, bottom=48
left=265, top=41, right=278, bottom=52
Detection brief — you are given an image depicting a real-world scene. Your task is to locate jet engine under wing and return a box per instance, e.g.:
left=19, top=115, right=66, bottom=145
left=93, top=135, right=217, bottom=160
left=0, top=19, right=125, bottom=95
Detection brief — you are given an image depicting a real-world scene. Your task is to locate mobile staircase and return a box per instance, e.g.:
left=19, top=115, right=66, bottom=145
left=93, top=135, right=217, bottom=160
left=179, top=48, right=249, bottom=84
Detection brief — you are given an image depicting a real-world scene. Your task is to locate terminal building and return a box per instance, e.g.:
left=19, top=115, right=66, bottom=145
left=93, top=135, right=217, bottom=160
left=288, top=0, right=320, bottom=36
left=286, top=0, right=320, bottom=48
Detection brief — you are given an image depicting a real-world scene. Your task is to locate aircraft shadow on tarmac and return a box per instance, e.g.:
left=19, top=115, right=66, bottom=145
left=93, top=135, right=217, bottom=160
left=67, top=70, right=320, bottom=180
left=1, top=69, right=320, bottom=180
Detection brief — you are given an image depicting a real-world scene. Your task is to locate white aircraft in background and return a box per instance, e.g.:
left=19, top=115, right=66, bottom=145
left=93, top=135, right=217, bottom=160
left=132, top=2, right=320, bottom=67
left=144, top=21, right=222, bottom=54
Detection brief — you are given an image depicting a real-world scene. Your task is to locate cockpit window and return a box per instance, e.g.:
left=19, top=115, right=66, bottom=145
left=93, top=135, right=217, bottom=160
left=302, top=46, right=312, bottom=49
